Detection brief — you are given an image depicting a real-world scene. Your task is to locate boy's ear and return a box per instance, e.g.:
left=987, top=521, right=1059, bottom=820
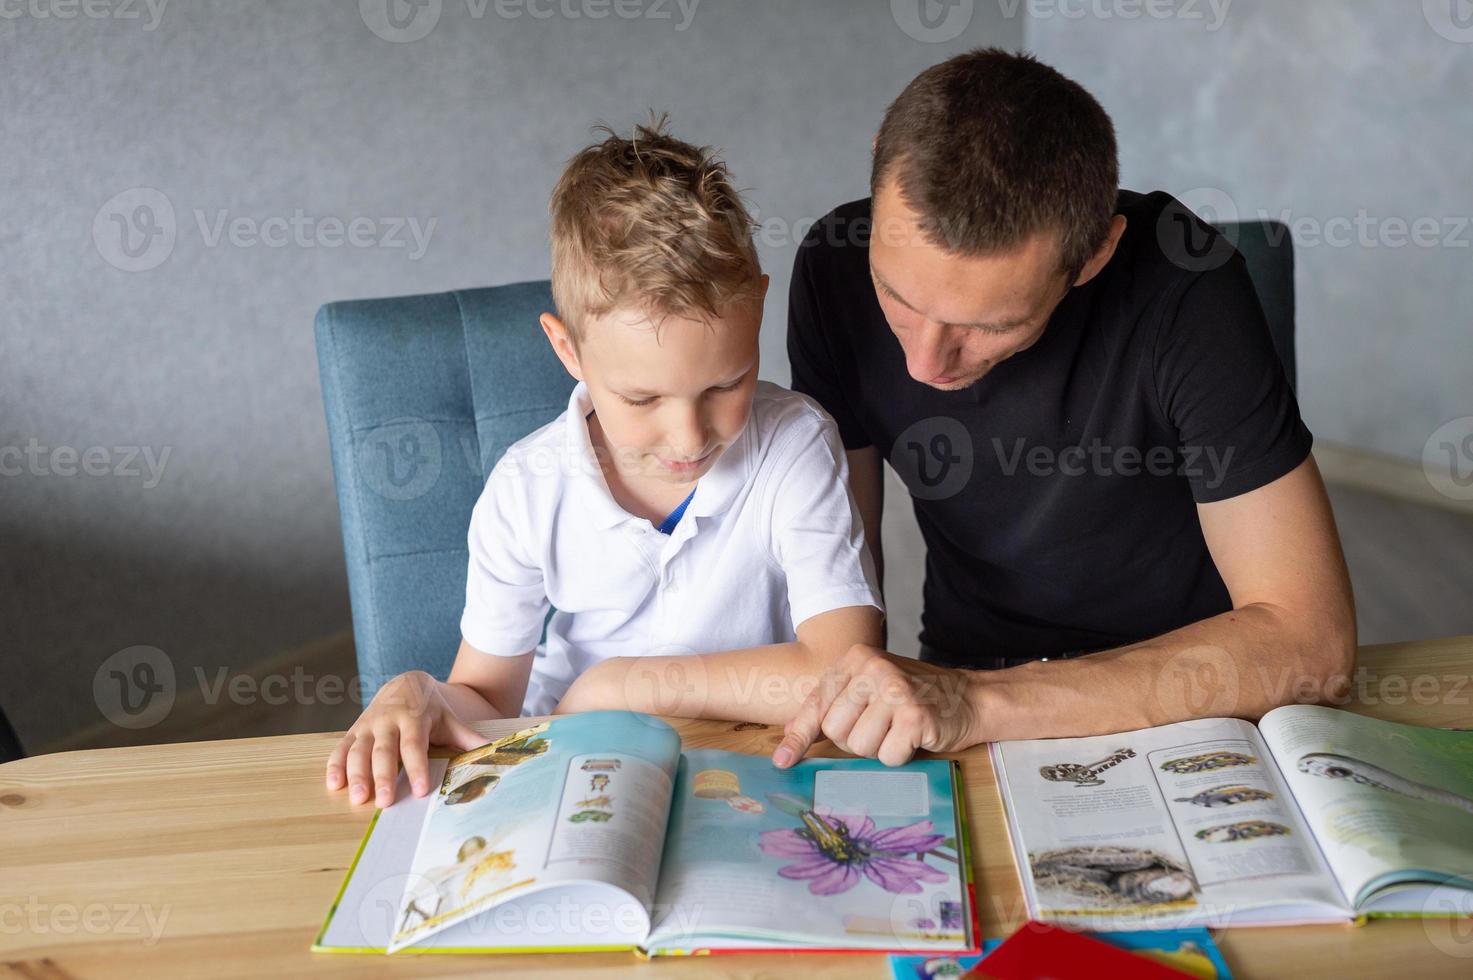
left=539, top=312, right=584, bottom=382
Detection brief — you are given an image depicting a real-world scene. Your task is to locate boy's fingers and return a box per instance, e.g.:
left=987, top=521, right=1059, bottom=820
left=346, top=735, right=375, bottom=805
left=325, top=735, right=353, bottom=789
left=371, top=729, right=401, bottom=808
left=400, top=733, right=432, bottom=798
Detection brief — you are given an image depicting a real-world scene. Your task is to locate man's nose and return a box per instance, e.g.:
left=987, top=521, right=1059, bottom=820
left=904, top=320, right=953, bottom=382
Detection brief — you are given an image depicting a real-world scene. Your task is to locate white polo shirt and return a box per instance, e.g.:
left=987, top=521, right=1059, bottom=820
left=460, top=380, right=884, bottom=716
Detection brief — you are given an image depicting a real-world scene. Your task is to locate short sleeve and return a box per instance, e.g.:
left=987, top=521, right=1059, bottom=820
left=763, top=408, right=884, bottom=631
left=786, top=240, right=873, bottom=450
left=459, top=455, right=549, bottom=656
left=1153, top=253, right=1313, bottom=503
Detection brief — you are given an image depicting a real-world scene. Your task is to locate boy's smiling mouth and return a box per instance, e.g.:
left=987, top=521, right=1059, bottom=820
left=657, top=449, right=715, bottom=474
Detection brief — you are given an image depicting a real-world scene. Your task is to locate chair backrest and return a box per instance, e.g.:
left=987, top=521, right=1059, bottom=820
left=1214, top=220, right=1297, bottom=389
left=316, top=231, right=1294, bottom=699
left=315, top=280, right=573, bottom=699
left=0, top=703, right=23, bottom=763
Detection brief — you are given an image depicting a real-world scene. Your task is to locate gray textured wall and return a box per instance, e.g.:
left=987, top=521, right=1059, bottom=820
left=0, top=0, right=1023, bottom=751
left=7, top=1, right=1467, bottom=753
left=1028, top=0, right=1473, bottom=463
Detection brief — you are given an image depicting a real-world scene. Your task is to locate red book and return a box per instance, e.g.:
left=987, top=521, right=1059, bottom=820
left=969, top=922, right=1198, bottom=980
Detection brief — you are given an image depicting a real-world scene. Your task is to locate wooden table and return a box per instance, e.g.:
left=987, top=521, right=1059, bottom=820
left=5, top=636, right=1473, bottom=977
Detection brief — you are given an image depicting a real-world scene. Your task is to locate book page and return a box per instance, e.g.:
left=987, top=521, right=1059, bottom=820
left=645, top=750, right=970, bottom=953
left=1258, top=704, right=1473, bottom=909
left=386, top=711, right=681, bottom=952
left=993, top=717, right=1346, bottom=928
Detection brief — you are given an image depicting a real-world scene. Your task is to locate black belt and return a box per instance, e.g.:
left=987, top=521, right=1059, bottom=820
left=918, top=643, right=1096, bottom=670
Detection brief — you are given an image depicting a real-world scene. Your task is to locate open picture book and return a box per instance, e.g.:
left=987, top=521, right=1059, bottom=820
left=314, top=710, right=977, bottom=956
left=992, top=703, right=1473, bottom=929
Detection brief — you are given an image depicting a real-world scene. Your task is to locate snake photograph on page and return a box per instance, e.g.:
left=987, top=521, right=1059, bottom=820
left=1297, top=753, right=1473, bottom=817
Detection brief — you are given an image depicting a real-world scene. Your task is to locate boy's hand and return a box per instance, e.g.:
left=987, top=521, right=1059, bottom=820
left=325, top=670, right=485, bottom=808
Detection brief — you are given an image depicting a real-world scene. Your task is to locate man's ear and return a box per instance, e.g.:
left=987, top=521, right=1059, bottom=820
left=539, top=312, right=584, bottom=382
left=1072, top=214, right=1129, bottom=288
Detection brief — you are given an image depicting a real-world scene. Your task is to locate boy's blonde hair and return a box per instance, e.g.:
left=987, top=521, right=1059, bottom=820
left=549, top=116, right=761, bottom=339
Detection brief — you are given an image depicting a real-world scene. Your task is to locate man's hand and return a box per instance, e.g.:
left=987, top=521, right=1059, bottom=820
left=325, top=670, right=486, bottom=809
left=772, top=644, right=985, bottom=768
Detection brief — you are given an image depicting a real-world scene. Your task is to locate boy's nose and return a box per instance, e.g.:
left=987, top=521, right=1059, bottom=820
left=665, top=408, right=709, bottom=459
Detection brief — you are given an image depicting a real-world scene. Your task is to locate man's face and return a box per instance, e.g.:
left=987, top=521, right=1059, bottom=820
left=558, top=286, right=764, bottom=486
left=869, top=177, right=1073, bottom=391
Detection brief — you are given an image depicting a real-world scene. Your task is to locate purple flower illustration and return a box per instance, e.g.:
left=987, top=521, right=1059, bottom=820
left=758, top=811, right=950, bottom=896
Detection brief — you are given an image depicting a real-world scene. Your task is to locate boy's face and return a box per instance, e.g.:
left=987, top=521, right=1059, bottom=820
left=541, top=276, right=767, bottom=486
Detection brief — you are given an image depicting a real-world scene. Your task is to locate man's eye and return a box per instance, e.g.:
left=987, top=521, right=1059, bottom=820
left=619, top=394, right=656, bottom=407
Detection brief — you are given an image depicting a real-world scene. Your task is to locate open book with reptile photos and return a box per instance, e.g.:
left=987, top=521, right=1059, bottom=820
left=314, top=711, right=977, bottom=956
left=992, top=704, right=1473, bottom=929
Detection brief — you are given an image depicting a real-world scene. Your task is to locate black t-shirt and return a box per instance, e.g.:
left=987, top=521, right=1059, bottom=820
left=787, top=190, right=1313, bottom=665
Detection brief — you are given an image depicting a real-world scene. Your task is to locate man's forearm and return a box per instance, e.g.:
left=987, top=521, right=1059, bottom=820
left=969, top=601, right=1357, bottom=743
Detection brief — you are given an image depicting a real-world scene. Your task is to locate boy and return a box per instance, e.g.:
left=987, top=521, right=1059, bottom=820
left=326, top=120, right=884, bottom=809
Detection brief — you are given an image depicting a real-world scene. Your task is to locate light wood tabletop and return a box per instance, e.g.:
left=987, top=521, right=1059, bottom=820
left=4, top=635, right=1473, bottom=978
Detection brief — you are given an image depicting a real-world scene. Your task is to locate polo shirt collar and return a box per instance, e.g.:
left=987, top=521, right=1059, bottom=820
left=562, top=381, right=754, bottom=530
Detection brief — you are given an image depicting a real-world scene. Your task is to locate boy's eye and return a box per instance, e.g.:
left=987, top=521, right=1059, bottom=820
left=617, top=381, right=741, bottom=408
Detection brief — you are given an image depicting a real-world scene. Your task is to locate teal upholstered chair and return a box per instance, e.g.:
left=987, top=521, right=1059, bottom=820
left=1217, top=220, right=1297, bottom=389
left=315, top=223, right=1293, bottom=701
left=315, top=281, right=572, bottom=700
left=0, top=705, right=22, bottom=763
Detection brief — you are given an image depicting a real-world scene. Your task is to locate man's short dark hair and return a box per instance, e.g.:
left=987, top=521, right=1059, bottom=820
left=872, top=48, right=1119, bottom=279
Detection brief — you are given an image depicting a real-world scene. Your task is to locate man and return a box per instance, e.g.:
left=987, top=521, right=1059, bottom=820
left=773, top=48, right=1356, bottom=768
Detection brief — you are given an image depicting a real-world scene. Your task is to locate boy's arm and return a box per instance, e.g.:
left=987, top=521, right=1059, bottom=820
left=445, top=638, right=535, bottom=720
left=553, top=604, right=883, bottom=721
